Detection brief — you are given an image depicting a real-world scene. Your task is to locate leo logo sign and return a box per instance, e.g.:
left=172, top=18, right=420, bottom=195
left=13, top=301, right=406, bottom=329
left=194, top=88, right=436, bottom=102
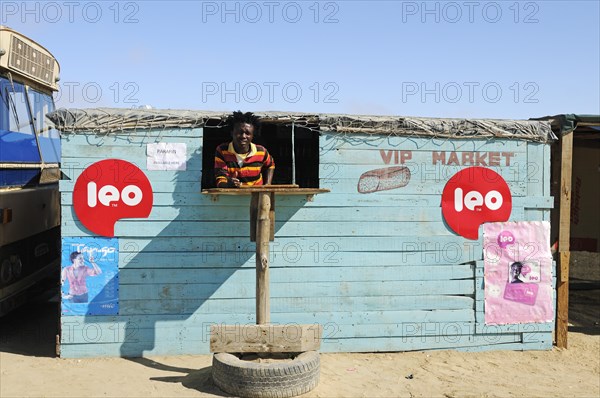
left=441, top=167, right=511, bottom=240
left=73, top=159, right=153, bottom=237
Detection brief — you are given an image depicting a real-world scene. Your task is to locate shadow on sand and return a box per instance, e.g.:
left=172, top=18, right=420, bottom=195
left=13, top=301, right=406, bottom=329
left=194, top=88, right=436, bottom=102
left=127, top=357, right=228, bottom=396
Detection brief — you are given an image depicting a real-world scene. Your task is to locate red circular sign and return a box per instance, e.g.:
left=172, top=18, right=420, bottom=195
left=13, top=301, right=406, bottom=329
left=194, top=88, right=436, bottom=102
left=441, top=167, right=512, bottom=240
left=73, top=159, right=153, bottom=237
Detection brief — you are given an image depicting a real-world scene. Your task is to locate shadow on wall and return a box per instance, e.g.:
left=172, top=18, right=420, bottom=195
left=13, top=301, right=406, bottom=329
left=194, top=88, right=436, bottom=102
left=73, top=136, right=304, bottom=358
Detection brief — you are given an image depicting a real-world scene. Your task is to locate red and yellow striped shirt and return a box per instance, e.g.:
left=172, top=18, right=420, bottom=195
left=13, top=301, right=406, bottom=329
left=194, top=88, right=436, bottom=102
left=214, top=142, right=275, bottom=186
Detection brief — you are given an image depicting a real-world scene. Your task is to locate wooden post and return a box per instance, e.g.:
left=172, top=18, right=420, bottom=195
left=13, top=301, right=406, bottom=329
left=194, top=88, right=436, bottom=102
left=556, top=131, right=573, bottom=348
left=250, top=194, right=258, bottom=242
left=269, top=192, right=275, bottom=241
left=205, top=186, right=329, bottom=353
left=255, top=192, right=271, bottom=325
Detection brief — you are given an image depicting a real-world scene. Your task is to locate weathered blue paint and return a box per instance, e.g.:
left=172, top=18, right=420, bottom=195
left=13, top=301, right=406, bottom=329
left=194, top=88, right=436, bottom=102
left=59, top=128, right=554, bottom=357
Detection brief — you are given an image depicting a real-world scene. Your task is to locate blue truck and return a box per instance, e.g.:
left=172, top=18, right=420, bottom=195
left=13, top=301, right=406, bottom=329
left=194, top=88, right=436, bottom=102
left=0, top=25, right=61, bottom=315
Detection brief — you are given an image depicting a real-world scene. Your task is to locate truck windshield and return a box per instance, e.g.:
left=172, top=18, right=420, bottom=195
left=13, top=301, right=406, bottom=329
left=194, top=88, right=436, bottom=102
left=0, top=76, right=60, bottom=164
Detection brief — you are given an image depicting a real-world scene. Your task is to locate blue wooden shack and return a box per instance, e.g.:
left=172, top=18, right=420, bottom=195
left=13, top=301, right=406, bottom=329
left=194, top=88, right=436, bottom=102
left=50, top=108, right=555, bottom=358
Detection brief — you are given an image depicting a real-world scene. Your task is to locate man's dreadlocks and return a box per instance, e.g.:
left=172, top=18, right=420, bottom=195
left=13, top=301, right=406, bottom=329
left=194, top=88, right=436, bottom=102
left=226, top=111, right=261, bottom=131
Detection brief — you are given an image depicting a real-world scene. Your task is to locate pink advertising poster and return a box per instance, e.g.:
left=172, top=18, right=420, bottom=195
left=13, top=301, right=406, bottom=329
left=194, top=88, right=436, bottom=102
left=483, top=221, right=554, bottom=325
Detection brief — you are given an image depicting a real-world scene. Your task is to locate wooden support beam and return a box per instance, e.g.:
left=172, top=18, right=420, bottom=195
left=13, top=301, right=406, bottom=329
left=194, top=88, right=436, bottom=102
left=210, top=324, right=323, bottom=353
left=206, top=186, right=330, bottom=353
left=255, top=192, right=271, bottom=325
left=556, top=131, right=573, bottom=349
left=202, top=186, right=329, bottom=196
left=249, top=194, right=258, bottom=242
left=269, top=192, right=275, bottom=242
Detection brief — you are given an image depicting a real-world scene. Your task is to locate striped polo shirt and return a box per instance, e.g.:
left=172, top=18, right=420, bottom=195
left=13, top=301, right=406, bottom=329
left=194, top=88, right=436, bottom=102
left=214, top=142, right=275, bottom=186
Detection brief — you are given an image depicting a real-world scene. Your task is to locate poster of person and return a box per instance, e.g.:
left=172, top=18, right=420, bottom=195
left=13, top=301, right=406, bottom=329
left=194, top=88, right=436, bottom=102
left=508, top=260, right=541, bottom=284
left=483, top=221, right=554, bottom=325
left=61, top=237, right=119, bottom=316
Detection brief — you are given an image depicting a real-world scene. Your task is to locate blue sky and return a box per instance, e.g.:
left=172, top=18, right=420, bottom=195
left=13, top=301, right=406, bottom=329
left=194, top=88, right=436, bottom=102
left=3, top=0, right=599, bottom=119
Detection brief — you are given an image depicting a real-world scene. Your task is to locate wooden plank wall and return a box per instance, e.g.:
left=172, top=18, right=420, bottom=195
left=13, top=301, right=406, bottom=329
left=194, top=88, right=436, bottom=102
left=59, top=129, right=554, bottom=358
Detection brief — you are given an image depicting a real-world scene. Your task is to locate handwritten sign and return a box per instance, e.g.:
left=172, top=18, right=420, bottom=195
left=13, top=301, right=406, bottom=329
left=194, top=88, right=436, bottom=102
left=147, top=143, right=187, bottom=170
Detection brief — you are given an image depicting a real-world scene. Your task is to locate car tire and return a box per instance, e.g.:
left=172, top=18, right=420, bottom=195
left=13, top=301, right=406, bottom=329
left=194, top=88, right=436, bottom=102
left=212, top=351, right=320, bottom=398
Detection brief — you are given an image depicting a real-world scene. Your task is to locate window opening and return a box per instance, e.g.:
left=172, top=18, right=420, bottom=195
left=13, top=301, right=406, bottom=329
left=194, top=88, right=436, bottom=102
left=201, top=121, right=320, bottom=190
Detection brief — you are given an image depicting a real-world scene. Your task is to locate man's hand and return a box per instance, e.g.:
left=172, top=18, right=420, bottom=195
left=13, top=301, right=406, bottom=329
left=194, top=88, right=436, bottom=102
left=228, top=170, right=241, bottom=188
left=216, top=177, right=241, bottom=188
left=229, top=177, right=241, bottom=188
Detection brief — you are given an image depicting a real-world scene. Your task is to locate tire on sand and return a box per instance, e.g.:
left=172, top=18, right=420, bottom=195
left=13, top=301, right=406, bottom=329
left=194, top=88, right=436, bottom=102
left=212, top=351, right=320, bottom=398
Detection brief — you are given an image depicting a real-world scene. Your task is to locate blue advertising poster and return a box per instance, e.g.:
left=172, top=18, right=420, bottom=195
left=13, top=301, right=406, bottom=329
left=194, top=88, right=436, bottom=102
left=61, top=237, right=119, bottom=316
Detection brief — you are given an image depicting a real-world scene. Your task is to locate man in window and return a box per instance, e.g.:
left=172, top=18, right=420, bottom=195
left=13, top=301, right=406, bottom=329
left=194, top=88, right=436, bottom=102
left=214, top=111, right=275, bottom=187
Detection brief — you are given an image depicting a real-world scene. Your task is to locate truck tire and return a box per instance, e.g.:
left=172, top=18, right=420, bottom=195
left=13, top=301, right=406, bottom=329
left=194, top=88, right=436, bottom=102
left=212, top=351, right=320, bottom=398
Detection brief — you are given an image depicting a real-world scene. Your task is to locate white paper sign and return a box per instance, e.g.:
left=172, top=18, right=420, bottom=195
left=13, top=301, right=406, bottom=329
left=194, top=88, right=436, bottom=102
left=146, top=143, right=187, bottom=171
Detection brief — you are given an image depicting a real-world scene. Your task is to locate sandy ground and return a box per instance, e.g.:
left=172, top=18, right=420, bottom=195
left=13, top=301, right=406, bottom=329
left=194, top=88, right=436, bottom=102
left=1, top=286, right=599, bottom=398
